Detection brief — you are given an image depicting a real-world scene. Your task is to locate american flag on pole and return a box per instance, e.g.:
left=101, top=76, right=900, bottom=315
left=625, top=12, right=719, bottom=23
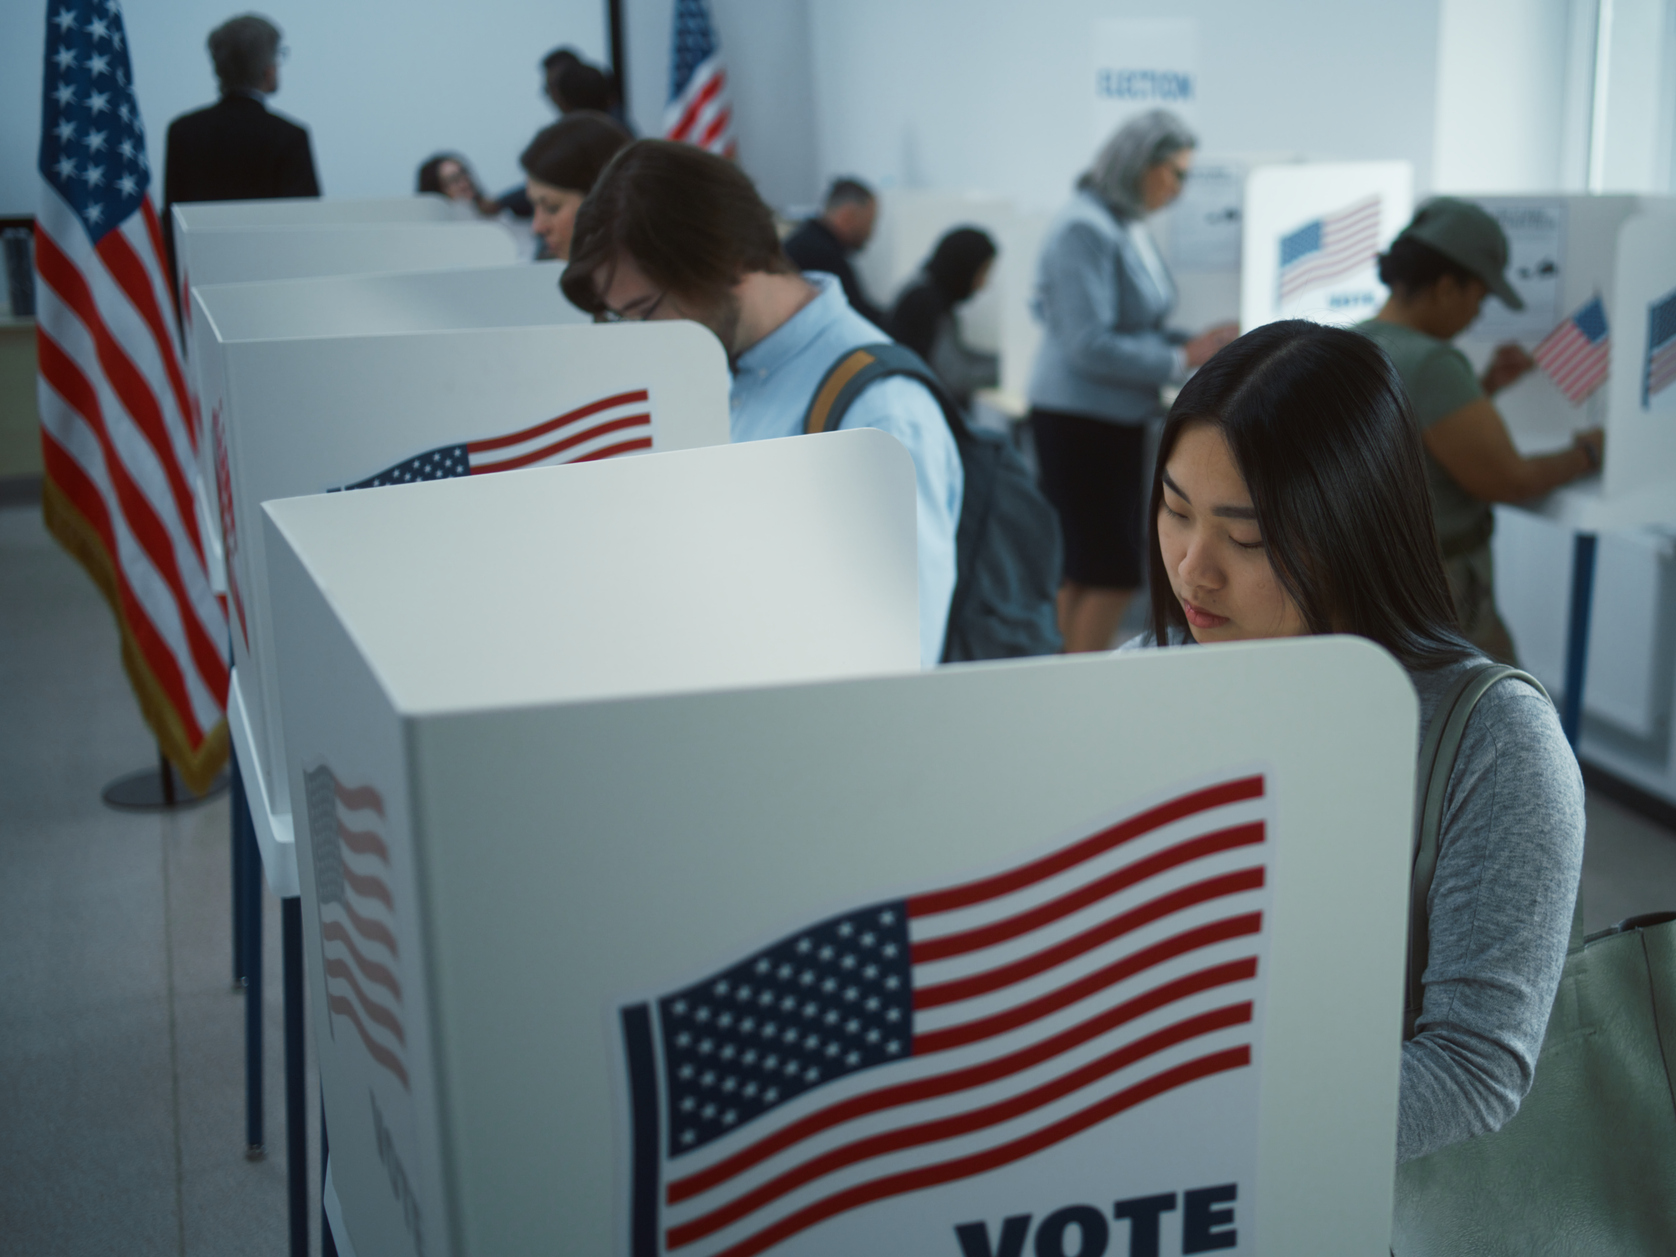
left=1277, top=196, right=1382, bottom=304
left=335, top=389, right=651, bottom=491
left=1643, top=287, right=1676, bottom=407
left=664, top=0, right=736, bottom=157
left=1533, top=295, right=1611, bottom=405
left=305, top=766, right=408, bottom=1090
left=35, top=0, right=229, bottom=793
left=620, top=774, right=1270, bottom=1257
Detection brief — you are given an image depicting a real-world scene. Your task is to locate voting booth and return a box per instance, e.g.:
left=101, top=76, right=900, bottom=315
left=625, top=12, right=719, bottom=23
left=1240, top=162, right=1413, bottom=331
left=186, top=262, right=586, bottom=345
left=264, top=432, right=1416, bottom=1254
left=176, top=218, right=523, bottom=580
left=170, top=193, right=474, bottom=233
left=1454, top=199, right=1676, bottom=808
left=852, top=190, right=1050, bottom=417
left=198, top=316, right=731, bottom=890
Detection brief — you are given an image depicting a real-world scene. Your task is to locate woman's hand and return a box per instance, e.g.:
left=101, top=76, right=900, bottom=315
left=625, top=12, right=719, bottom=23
left=1185, top=322, right=1240, bottom=368
left=1573, top=427, right=1604, bottom=472
left=1481, top=342, right=1535, bottom=395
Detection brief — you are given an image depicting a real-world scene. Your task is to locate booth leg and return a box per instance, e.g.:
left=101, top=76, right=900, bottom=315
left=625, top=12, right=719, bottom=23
left=322, top=1096, right=338, bottom=1257
left=283, top=897, right=307, bottom=1257
left=242, top=803, right=264, bottom=1159
left=1560, top=532, right=1598, bottom=748
left=231, top=757, right=246, bottom=989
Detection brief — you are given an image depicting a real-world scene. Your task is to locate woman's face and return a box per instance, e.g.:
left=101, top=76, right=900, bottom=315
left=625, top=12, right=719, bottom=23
left=1156, top=420, right=1309, bottom=643
left=968, top=258, right=993, bottom=298
left=1140, top=149, right=1193, bottom=212
left=526, top=178, right=587, bottom=260
left=437, top=160, right=475, bottom=203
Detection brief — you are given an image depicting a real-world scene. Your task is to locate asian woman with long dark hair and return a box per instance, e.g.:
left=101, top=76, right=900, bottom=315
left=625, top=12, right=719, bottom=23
left=1122, top=319, right=1583, bottom=1164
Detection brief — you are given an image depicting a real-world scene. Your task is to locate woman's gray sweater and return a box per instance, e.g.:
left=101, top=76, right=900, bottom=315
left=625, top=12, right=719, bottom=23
left=1400, top=655, right=1583, bottom=1161
left=1118, top=637, right=1585, bottom=1162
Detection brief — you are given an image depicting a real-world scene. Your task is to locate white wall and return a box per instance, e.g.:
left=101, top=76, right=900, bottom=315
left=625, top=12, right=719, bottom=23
left=1, top=0, right=606, bottom=214
left=1593, top=0, right=1676, bottom=191
left=805, top=0, right=1444, bottom=214
left=1432, top=0, right=1582, bottom=191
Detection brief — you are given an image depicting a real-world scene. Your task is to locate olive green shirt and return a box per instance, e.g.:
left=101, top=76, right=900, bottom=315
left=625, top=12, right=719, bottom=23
left=1356, top=319, right=1491, bottom=548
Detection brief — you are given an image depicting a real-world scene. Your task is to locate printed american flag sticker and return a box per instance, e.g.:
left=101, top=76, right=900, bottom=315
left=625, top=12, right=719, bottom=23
left=620, top=772, right=1272, bottom=1256
left=336, top=390, right=652, bottom=492
left=305, top=765, right=408, bottom=1090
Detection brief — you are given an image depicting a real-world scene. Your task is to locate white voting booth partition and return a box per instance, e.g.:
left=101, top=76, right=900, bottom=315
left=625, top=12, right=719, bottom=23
left=197, top=317, right=730, bottom=892
left=170, top=193, right=473, bottom=234
left=177, top=219, right=521, bottom=587
left=1455, top=200, right=1676, bottom=807
left=1240, top=162, right=1413, bottom=332
left=187, top=262, right=586, bottom=346
left=853, top=190, right=1050, bottom=418
left=265, top=429, right=1416, bottom=1255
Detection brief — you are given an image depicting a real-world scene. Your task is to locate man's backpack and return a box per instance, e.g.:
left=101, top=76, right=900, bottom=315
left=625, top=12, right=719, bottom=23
left=803, top=343, right=1062, bottom=663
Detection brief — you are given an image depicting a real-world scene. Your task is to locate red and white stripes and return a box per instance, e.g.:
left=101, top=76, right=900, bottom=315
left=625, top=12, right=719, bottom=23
left=664, top=56, right=736, bottom=158
left=35, top=185, right=228, bottom=783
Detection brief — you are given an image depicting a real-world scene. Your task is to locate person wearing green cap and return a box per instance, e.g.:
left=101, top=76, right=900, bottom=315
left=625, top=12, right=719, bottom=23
left=1356, top=197, right=1604, bottom=664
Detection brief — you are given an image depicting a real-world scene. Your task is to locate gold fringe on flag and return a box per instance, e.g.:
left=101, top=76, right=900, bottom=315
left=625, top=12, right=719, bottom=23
left=42, top=476, right=230, bottom=795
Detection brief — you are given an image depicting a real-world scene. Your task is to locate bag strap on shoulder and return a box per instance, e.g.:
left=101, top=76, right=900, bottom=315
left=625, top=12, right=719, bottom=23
left=1404, top=663, right=1550, bottom=1039
left=803, top=342, right=971, bottom=441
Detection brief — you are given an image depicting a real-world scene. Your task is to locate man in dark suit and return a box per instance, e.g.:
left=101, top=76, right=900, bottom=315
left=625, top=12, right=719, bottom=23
left=783, top=177, right=888, bottom=330
left=162, top=14, right=319, bottom=301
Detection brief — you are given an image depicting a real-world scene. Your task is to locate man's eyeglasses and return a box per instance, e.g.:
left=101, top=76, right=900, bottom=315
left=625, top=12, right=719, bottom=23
left=598, top=291, right=666, bottom=323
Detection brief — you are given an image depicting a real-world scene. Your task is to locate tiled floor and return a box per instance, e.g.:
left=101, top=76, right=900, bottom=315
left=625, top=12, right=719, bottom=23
left=1, top=503, right=321, bottom=1257
left=4, top=498, right=1676, bottom=1255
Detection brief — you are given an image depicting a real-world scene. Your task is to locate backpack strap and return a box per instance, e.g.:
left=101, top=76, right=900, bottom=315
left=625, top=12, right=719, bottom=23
left=803, top=342, right=971, bottom=441
left=1404, top=663, right=1550, bottom=1039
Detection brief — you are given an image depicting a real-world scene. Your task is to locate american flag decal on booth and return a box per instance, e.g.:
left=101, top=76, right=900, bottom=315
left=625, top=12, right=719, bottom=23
left=1277, top=196, right=1382, bottom=304
left=1533, top=295, right=1611, bottom=405
left=304, top=766, right=408, bottom=1090
left=336, top=389, right=651, bottom=491
left=620, top=773, right=1272, bottom=1257
left=1644, top=286, right=1676, bottom=407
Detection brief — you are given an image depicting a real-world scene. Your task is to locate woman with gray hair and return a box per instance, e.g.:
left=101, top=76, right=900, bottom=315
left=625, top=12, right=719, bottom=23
left=1028, top=108, right=1237, bottom=652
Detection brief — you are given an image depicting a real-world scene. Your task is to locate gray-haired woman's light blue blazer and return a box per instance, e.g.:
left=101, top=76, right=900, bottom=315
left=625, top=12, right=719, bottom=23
left=1028, top=188, right=1187, bottom=423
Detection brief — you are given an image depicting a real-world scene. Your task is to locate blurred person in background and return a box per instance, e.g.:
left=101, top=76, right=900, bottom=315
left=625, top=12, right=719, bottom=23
left=1028, top=109, right=1238, bottom=652
left=784, top=178, right=888, bottom=330
left=163, top=12, right=317, bottom=301
left=519, top=112, right=632, bottom=261
left=416, top=152, right=497, bottom=216
left=889, top=227, right=1000, bottom=410
left=1357, top=198, right=1604, bottom=664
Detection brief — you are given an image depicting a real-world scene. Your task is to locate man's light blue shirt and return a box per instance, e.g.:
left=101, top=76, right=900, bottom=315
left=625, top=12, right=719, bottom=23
left=731, top=273, right=963, bottom=666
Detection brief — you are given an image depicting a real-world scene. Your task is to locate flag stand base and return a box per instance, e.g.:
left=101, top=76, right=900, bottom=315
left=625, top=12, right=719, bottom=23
left=103, top=748, right=229, bottom=812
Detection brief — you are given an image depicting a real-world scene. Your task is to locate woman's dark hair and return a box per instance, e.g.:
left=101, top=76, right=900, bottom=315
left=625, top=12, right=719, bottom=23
left=925, top=227, right=997, bottom=303
left=890, top=227, right=997, bottom=357
left=520, top=113, right=632, bottom=194
left=416, top=152, right=472, bottom=196
left=1147, top=320, right=1473, bottom=670
left=561, top=140, right=791, bottom=314
left=1377, top=234, right=1478, bottom=298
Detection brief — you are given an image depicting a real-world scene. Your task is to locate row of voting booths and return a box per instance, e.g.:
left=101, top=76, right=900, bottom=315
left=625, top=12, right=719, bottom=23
left=178, top=191, right=1425, bottom=1255
left=866, top=165, right=1676, bottom=807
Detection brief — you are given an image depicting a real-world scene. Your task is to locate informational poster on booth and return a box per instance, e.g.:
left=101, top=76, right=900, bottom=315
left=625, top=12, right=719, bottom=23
left=1466, top=199, right=1566, bottom=343
left=617, top=773, right=1273, bottom=1257
left=1168, top=160, right=1245, bottom=274
left=1091, top=19, right=1199, bottom=149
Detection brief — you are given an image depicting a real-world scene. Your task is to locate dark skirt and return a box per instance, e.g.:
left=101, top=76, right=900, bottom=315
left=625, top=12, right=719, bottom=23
left=1030, top=407, right=1148, bottom=589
